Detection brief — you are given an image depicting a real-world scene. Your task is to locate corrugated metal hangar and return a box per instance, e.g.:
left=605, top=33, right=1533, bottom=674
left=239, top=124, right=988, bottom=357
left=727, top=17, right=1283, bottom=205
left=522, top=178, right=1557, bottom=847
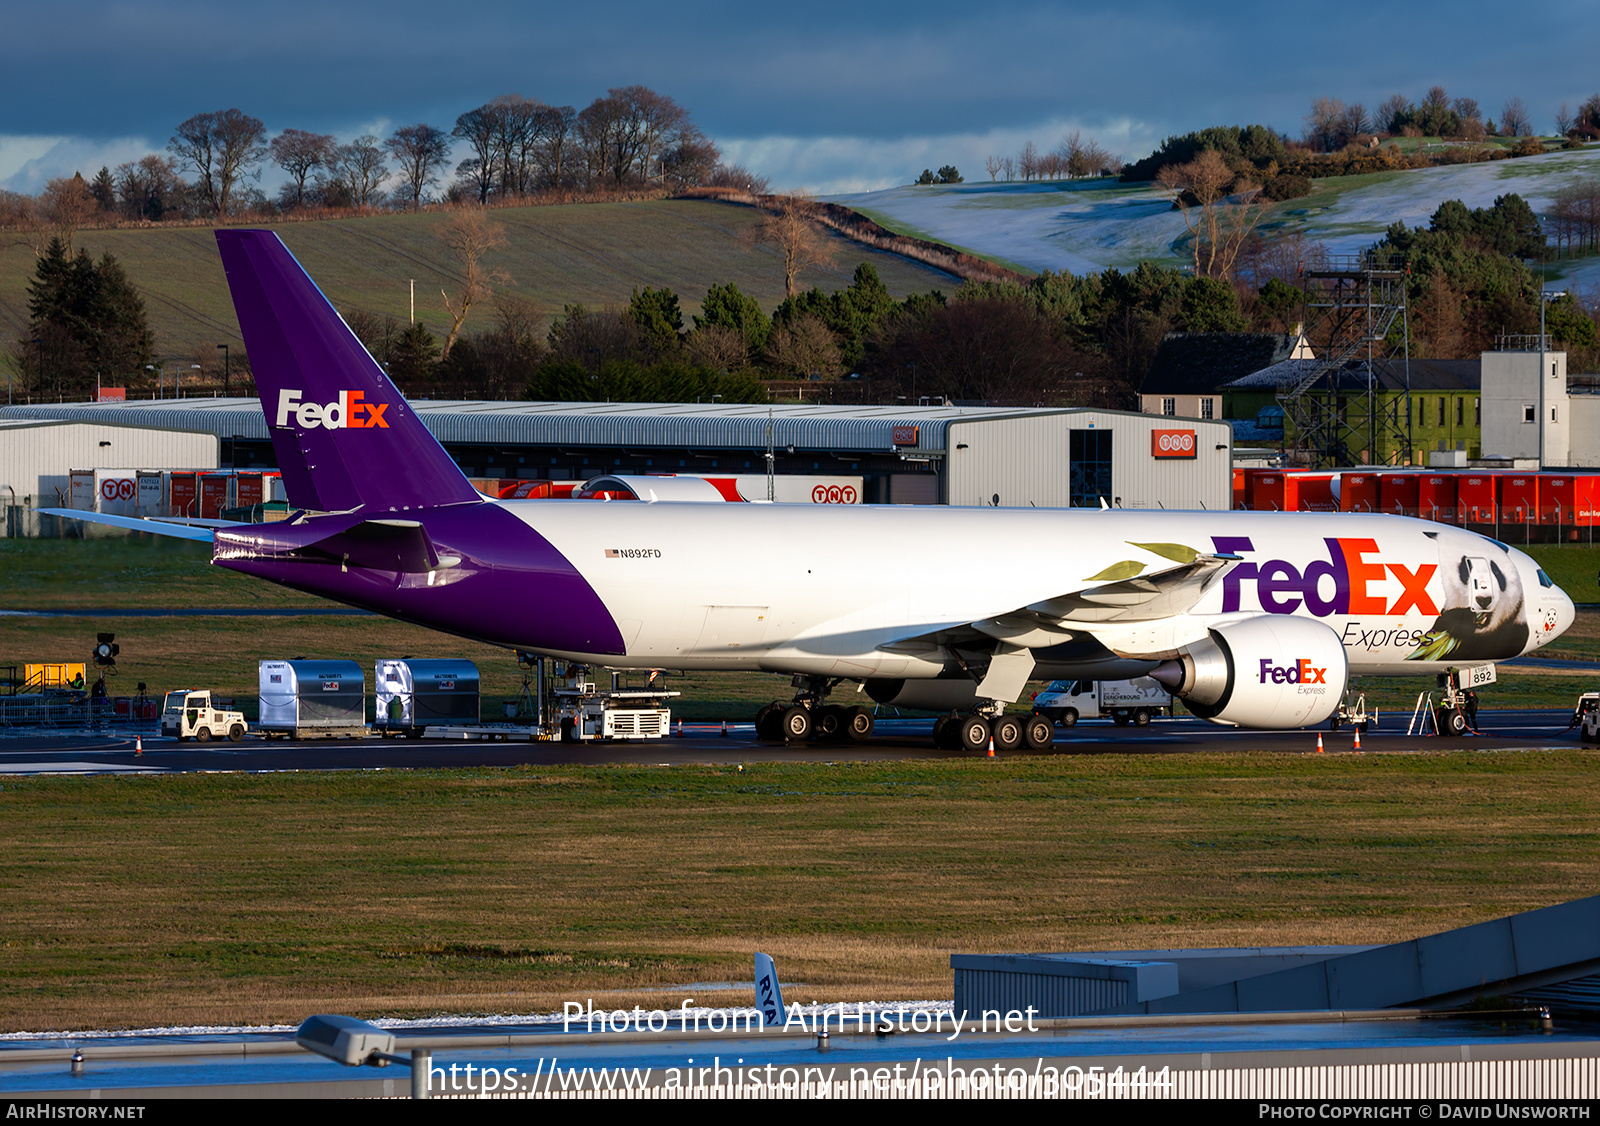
left=0, top=400, right=1234, bottom=510
left=0, top=418, right=219, bottom=506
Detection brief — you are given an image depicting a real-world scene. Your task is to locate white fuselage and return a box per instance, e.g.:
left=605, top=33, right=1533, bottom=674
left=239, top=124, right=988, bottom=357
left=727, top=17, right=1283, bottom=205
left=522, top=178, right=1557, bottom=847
left=501, top=502, right=1574, bottom=678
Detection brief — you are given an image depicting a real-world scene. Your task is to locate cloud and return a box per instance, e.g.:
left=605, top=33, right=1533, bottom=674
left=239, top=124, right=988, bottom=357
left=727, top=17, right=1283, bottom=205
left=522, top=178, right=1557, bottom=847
left=723, top=118, right=1160, bottom=195
left=0, top=135, right=155, bottom=194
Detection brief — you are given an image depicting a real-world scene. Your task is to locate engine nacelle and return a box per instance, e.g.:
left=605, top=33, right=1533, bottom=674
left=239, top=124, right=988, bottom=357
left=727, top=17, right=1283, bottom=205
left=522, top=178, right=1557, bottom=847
left=1151, top=615, right=1348, bottom=729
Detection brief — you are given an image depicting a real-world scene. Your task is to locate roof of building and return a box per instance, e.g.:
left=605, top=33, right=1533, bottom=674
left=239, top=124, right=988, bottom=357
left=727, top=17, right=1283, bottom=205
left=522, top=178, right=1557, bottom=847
left=1140, top=332, right=1302, bottom=397
left=0, top=399, right=1179, bottom=454
left=1225, top=358, right=1481, bottom=394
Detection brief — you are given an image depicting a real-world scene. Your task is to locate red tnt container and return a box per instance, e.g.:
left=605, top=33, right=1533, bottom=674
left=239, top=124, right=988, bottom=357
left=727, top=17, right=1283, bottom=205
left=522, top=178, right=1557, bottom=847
left=235, top=471, right=265, bottom=507
left=112, top=697, right=132, bottom=717
left=169, top=471, right=198, bottom=518
left=1340, top=472, right=1379, bottom=512
left=1416, top=474, right=1459, bottom=524
left=1378, top=472, right=1420, bottom=516
left=198, top=473, right=231, bottom=519
left=1250, top=472, right=1294, bottom=511
left=1292, top=473, right=1337, bottom=511
left=1499, top=474, right=1539, bottom=526
left=1458, top=474, right=1498, bottom=524
left=1540, top=475, right=1600, bottom=527
left=1233, top=469, right=1247, bottom=510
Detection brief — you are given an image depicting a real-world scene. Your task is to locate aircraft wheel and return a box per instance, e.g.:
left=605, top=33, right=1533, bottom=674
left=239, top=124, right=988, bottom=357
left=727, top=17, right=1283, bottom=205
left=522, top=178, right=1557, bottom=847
left=781, top=706, right=812, bottom=743
left=958, top=715, right=991, bottom=753
left=1023, top=714, right=1054, bottom=750
left=1133, top=708, right=1151, bottom=727
left=228, top=724, right=244, bottom=743
left=1444, top=708, right=1469, bottom=736
left=843, top=706, right=874, bottom=742
left=815, top=707, right=842, bottom=740
left=756, top=705, right=784, bottom=741
left=196, top=728, right=213, bottom=743
left=991, top=715, right=1023, bottom=751
left=1060, top=709, right=1078, bottom=729
left=1329, top=715, right=1341, bottom=733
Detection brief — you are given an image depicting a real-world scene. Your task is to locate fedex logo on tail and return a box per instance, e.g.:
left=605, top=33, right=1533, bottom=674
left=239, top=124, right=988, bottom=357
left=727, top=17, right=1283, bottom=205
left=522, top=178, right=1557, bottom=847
left=1213, top=536, right=1437, bottom=618
left=275, top=389, right=390, bottom=430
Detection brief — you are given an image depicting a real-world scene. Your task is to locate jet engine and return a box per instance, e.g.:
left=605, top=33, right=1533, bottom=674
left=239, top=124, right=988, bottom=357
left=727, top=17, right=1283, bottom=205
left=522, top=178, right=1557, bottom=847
left=1150, top=615, right=1347, bottom=728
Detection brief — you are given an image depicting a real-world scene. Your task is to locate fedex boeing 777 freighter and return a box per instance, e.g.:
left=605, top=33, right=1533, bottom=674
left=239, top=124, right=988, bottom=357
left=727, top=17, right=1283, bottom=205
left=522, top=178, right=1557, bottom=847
left=48, top=231, right=1576, bottom=748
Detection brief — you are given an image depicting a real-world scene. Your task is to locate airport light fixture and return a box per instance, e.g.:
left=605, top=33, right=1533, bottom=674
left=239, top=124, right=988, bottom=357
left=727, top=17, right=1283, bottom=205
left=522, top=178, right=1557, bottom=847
left=295, top=1014, right=431, bottom=1099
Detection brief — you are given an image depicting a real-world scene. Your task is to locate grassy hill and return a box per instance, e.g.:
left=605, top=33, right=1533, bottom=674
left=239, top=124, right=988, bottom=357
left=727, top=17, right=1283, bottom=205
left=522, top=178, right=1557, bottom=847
left=0, top=200, right=958, bottom=370
left=835, top=145, right=1600, bottom=284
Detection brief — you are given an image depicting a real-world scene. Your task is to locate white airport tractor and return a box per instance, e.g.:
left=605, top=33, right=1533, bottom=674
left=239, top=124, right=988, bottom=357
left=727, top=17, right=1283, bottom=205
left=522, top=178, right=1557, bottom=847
left=1031, top=677, right=1173, bottom=728
left=160, top=689, right=248, bottom=742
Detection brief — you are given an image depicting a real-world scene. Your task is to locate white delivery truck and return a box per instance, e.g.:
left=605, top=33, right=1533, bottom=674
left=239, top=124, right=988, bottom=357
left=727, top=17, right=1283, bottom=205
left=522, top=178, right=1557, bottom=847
left=1031, top=677, right=1173, bottom=728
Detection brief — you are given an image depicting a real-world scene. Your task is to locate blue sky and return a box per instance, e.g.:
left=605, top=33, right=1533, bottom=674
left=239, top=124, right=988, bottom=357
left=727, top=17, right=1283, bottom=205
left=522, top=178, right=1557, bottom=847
left=3, top=0, right=1597, bottom=195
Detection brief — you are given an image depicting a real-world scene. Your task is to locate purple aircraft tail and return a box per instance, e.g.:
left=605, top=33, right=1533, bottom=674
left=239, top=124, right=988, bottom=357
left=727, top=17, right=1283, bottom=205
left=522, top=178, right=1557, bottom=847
left=216, top=230, right=481, bottom=513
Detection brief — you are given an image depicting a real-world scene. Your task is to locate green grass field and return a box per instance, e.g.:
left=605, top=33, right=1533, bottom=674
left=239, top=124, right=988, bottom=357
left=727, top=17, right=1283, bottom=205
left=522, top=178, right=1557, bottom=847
left=2, top=752, right=1599, bottom=1031
left=0, top=200, right=957, bottom=370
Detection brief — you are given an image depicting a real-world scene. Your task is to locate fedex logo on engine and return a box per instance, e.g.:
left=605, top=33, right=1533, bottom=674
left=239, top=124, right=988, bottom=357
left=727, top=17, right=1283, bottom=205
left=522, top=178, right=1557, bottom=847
left=1259, top=658, right=1327, bottom=685
left=1213, top=536, right=1438, bottom=617
left=275, top=389, right=390, bottom=430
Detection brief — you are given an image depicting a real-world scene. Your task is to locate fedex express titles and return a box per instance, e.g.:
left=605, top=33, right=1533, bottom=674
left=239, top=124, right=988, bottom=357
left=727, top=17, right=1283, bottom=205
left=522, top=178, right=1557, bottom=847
left=1208, top=534, right=1437, bottom=658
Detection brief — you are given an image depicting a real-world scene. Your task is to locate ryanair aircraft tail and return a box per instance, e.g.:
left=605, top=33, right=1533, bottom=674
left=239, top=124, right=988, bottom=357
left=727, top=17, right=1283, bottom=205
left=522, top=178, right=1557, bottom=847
left=215, top=230, right=481, bottom=513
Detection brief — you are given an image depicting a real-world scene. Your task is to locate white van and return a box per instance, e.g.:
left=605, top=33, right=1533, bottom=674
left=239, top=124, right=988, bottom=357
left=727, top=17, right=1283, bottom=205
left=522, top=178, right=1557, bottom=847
left=1031, top=678, right=1173, bottom=728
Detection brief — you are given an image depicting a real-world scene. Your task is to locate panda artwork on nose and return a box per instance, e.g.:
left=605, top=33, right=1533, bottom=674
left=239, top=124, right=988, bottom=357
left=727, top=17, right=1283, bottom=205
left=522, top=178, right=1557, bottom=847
left=1410, top=550, right=1529, bottom=661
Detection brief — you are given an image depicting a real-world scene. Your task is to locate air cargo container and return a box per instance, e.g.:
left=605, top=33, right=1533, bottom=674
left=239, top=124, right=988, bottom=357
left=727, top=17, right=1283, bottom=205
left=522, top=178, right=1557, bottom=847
left=1416, top=474, right=1459, bottom=523
left=1500, top=474, right=1539, bottom=527
left=374, top=659, right=481, bottom=737
left=1378, top=472, right=1420, bottom=516
left=1339, top=472, right=1379, bottom=513
left=67, top=469, right=166, bottom=516
left=257, top=660, right=368, bottom=739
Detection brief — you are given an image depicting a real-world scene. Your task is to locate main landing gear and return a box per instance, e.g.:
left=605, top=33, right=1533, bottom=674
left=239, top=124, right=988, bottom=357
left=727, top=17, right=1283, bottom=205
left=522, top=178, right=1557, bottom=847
left=754, top=676, right=876, bottom=744
left=932, top=707, right=1054, bottom=752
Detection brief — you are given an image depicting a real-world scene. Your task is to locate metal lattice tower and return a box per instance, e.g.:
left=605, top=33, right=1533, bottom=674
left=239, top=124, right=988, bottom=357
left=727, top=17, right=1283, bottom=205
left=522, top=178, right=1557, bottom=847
left=1279, top=252, right=1412, bottom=469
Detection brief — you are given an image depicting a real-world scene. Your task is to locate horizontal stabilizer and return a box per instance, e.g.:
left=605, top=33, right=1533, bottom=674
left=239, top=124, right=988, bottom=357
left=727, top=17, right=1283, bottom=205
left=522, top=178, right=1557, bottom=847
left=38, top=508, right=217, bottom=543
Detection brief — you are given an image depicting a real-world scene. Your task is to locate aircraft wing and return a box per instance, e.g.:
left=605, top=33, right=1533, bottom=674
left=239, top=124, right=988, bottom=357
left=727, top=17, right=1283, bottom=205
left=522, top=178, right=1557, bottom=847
left=874, top=541, right=1238, bottom=697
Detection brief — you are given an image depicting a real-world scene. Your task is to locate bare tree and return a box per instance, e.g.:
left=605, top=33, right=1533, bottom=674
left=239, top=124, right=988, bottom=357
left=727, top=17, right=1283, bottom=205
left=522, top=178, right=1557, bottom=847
left=1018, top=140, right=1038, bottom=181
left=437, top=209, right=509, bottom=358
left=984, top=154, right=1002, bottom=181
left=1378, top=93, right=1410, bottom=134
left=1501, top=97, right=1532, bottom=137
left=1157, top=150, right=1266, bottom=278
left=1557, top=102, right=1574, bottom=135
left=1304, top=97, right=1345, bottom=151
left=1001, top=156, right=1015, bottom=180
left=331, top=136, right=388, bottom=208
left=1452, top=96, right=1481, bottom=125
left=686, top=323, right=750, bottom=371
left=386, top=124, right=450, bottom=210
left=535, top=104, right=577, bottom=188
left=169, top=109, right=268, bottom=215
left=752, top=196, right=834, bottom=298
left=115, top=156, right=185, bottom=221
left=38, top=174, right=97, bottom=255
left=704, top=163, right=770, bottom=193
left=270, top=129, right=336, bottom=209
left=451, top=103, right=502, bottom=203
left=764, top=313, right=841, bottom=379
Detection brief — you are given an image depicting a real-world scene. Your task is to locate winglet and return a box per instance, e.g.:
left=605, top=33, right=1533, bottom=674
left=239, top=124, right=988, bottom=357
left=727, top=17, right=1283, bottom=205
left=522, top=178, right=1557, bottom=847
left=215, top=230, right=481, bottom=513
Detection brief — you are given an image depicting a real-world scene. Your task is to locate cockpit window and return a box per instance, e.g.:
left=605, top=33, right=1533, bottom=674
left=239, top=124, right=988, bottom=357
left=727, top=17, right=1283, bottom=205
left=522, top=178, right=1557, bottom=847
left=1537, top=569, right=1554, bottom=588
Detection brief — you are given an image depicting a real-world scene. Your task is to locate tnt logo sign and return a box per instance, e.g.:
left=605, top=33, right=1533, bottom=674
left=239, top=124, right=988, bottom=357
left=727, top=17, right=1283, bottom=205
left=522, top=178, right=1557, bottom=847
left=275, top=389, right=390, bottom=430
left=1151, top=429, right=1196, bottom=458
left=1259, top=658, right=1328, bottom=685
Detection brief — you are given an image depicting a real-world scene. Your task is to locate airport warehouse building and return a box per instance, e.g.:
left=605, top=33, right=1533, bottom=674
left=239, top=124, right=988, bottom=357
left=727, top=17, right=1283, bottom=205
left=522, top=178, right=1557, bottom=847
left=0, top=400, right=1235, bottom=510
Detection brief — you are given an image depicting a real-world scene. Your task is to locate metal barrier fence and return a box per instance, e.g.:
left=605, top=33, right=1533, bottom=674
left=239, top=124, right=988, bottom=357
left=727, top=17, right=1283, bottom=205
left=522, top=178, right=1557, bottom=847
left=0, top=696, right=159, bottom=731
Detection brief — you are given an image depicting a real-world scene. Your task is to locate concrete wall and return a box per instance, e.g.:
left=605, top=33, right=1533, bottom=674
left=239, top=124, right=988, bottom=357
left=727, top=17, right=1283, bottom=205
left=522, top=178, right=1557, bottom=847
left=1481, top=350, right=1568, bottom=464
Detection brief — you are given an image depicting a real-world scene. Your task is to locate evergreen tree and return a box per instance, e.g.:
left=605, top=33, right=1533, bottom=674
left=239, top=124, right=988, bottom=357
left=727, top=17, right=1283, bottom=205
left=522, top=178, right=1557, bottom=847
left=694, top=281, right=769, bottom=354
left=20, top=239, right=154, bottom=397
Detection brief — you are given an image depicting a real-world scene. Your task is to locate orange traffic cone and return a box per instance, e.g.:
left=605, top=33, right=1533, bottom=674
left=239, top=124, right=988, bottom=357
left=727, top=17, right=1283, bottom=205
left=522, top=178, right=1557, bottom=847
left=135, top=735, right=143, bottom=757
left=720, top=719, right=729, bottom=738
left=1315, top=732, right=1324, bottom=753
left=675, top=719, right=684, bottom=738
left=987, top=733, right=995, bottom=757
left=1353, top=729, right=1362, bottom=752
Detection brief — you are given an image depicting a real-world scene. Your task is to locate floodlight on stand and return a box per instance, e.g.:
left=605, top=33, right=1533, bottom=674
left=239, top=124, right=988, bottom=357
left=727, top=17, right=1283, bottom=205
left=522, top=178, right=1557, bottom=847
left=295, top=1015, right=432, bottom=1099
left=92, top=633, right=118, bottom=668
